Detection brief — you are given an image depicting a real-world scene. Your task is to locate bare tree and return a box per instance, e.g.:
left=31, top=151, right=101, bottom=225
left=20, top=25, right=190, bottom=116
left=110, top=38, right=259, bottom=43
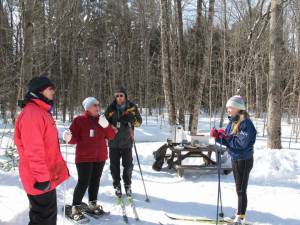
left=175, top=0, right=185, bottom=127
left=267, top=0, right=284, bottom=149
left=160, top=0, right=176, bottom=125
left=189, top=0, right=215, bottom=134
left=0, top=0, right=298, bottom=142
left=20, top=0, right=36, bottom=99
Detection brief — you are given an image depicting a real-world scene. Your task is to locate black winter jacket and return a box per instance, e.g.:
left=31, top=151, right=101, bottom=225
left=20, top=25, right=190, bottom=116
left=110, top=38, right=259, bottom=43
left=105, top=100, right=142, bottom=149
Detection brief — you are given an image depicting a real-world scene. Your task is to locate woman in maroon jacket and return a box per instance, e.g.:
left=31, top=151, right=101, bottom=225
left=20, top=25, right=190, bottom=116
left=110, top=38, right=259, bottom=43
left=63, top=97, right=117, bottom=223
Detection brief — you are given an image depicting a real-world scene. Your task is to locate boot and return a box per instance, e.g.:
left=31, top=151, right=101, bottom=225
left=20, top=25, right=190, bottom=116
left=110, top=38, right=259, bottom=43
left=232, top=215, right=246, bottom=225
left=86, top=200, right=107, bottom=217
left=70, top=205, right=89, bottom=223
left=125, top=185, right=132, bottom=197
left=115, top=185, right=122, bottom=197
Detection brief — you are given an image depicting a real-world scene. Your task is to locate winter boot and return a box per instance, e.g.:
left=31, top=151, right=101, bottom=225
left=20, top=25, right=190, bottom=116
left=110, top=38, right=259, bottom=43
left=85, top=200, right=108, bottom=217
left=70, top=205, right=89, bottom=223
left=125, top=185, right=132, bottom=197
left=115, top=185, right=122, bottom=197
left=232, top=215, right=246, bottom=225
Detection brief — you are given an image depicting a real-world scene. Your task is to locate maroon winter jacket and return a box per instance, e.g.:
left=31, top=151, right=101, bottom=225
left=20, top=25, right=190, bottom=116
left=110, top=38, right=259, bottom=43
left=69, top=112, right=116, bottom=163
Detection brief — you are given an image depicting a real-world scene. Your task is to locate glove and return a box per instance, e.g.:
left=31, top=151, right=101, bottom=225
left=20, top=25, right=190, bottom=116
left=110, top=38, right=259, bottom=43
left=210, top=128, right=219, bottom=139
left=210, top=128, right=227, bottom=140
left=34, top=181, right=50, bottom=191
left=63, top=130, right=72, bottom=143
left=98, top=114, right=109, bottom=128
left=217, top=128, right=227, bottom=139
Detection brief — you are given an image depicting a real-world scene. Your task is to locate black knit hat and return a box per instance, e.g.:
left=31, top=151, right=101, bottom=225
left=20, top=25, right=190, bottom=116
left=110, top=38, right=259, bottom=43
left=28, top=75, right=54, bottom=93
left=114, top=86, right=127, bottom=98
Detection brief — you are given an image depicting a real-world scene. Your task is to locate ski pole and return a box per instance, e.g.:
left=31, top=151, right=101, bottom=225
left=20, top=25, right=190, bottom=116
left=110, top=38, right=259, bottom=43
left=62, top=142, right=67, bottom=225
left=133, top=139, right=150, bottom=202
left=215, top=139, right=220, bottom=225
left=215, top=138, right=224, bottom=225
left=62, top=126, right=69, bottom=225
left=218, top=142, right=224, bottom=217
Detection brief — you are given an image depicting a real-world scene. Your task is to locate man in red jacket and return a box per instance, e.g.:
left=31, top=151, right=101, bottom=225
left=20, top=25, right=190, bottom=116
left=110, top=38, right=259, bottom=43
left=62, top=97, right=117, bottom=223
left=14, top=75, right=69, bottom=225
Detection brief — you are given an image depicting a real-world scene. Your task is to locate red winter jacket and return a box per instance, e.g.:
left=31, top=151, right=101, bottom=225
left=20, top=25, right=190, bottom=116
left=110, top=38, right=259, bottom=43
left=69, top=112, right=116, bottom=163
left=14, top=99, right=69, bottom=195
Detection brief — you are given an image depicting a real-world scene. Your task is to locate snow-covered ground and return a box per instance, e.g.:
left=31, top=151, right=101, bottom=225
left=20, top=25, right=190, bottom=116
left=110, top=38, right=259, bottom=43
left=0, top=115, right=300, bottom=225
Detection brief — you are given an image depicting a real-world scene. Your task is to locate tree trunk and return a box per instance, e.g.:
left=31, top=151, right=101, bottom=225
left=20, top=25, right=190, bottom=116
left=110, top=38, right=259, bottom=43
left=288, top=0, right=300, bottom=122
left=20, top=0, right=35, bottom=98
left=267, top=0, right=283, bottom=149
left=219, top=0, right=227, bottom=128
left=160, top=0, right=176, bottom=125
left=175, top=0, right=185, bottom=128
left=255, top=53, right=263, bottom=118
left=189, top=0, right=215, bottom=134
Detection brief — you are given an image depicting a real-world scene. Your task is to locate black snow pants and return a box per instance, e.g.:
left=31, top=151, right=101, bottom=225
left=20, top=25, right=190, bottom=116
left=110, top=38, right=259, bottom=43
left=231, top=157, right=254, bottom=215
left=27, top=189, right=57, bottom=225
left=72, top=161, right=105, bottom=206
left=109, top=148, right=133, bottom=188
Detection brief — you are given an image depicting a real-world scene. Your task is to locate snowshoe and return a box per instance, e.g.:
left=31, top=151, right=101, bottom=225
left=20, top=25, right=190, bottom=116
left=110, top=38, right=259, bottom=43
left=84, top=200, right=110, bottom=219
left=64, top=204, right=90, bottom=224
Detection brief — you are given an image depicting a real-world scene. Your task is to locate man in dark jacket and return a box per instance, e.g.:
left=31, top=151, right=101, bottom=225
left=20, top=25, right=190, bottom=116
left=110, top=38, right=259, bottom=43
left=105, top=87, right=142, bottom=197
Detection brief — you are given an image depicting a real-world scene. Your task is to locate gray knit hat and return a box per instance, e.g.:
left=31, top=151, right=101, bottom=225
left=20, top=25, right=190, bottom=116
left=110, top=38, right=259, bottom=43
left=82, top=97, right=99, bottom=111
left=226, top=95, right=246, bottom=110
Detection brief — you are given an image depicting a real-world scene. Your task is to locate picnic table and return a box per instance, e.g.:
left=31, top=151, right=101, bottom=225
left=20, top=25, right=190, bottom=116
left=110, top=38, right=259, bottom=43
left=164, top=140, right=232, bottom=177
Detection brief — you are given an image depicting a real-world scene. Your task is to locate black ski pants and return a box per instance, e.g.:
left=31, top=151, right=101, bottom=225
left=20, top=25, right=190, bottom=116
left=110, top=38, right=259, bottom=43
left=232, top=157, right=254, bottom=215
left=109, top=148, right=133, bottom=188
left=72, top=161, right=105, bottom=206
left=27, top=189, right=57, bottom=225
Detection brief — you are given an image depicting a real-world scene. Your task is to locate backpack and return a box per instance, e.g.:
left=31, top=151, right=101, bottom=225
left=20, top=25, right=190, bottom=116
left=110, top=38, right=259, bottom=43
left=152, top=144, right=168, bottom=171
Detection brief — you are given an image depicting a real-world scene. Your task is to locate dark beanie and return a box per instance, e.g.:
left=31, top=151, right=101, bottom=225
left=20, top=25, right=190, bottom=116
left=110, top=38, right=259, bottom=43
left=28, top=75, right=54, bottom=93
left=114, top=86, right=127, bottom=98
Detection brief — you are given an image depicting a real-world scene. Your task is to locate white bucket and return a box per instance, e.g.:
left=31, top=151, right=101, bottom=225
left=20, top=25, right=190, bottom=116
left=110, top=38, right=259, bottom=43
left=171, top=125, right=183, bottom=144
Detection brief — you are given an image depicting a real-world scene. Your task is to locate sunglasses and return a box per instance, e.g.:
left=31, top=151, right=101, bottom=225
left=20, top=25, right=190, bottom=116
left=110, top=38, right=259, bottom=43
left=115, top=94, right=125, bottom=98
left=93, top=104, right=100, bottom=107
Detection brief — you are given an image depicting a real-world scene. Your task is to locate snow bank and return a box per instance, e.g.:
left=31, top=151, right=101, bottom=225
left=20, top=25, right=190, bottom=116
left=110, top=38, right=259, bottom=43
left=251, top=149, right=300, bottom=184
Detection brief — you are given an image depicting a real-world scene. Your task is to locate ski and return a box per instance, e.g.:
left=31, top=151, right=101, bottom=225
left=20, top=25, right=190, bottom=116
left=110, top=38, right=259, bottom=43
left=127, top=196, right=139, bottom=221
left=165, top=213, right=223, bottom=224
left=117, top=196, right=129, bottom=224
left=165, top=213, right=252, bottom=225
